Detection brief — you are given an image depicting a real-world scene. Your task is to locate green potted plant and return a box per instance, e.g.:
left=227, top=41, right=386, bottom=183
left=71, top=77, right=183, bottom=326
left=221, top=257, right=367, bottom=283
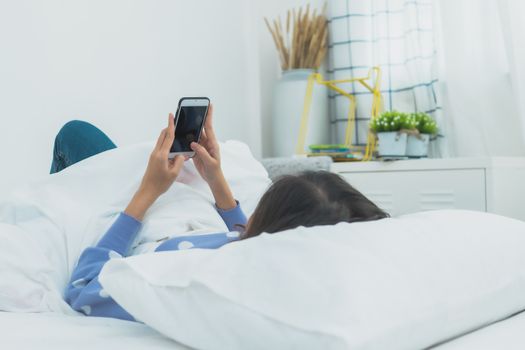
left=406, top=113, right=438, bottom=158
left=369, top=111, right=416, bottom=157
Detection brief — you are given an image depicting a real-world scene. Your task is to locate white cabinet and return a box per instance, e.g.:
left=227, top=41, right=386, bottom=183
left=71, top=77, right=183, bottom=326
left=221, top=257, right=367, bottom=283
left=331, top=158, right=525, bottom=221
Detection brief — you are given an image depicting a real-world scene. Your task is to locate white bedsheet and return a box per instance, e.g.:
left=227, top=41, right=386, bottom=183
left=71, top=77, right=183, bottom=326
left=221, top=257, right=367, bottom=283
left=4, top=310, right=525, bottom=350
left=0, top=311, right=190, bottom=350
left=434, top=311, right=525, bottom=350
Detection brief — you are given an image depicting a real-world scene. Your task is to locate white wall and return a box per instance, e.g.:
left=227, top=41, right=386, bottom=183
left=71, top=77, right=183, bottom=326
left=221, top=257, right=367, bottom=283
left=0, top=0, right=261, bottom=195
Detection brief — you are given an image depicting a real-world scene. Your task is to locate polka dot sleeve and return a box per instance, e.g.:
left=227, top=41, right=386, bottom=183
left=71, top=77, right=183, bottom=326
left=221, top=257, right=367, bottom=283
left=64, top=246, right=134, bottom=321
left=64, top=213, right=142, bottom=321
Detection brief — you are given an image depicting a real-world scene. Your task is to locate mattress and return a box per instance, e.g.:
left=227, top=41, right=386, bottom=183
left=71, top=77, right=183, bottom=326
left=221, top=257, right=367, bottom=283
left=0, top=311, right=190, bottom=350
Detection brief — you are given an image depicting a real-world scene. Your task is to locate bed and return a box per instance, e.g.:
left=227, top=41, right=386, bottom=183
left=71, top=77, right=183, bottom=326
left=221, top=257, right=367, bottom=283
left=2, top=141, right=525, bottom=349
left=0, top=311, right=188, bottom=350
left=3, top=310, right=525, bottom=350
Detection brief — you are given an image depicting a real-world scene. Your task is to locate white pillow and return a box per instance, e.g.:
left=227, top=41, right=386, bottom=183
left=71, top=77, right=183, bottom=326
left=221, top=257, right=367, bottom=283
left=100, top=210, right=525, bottom=350
left=0, top=140, right=270, bottom=312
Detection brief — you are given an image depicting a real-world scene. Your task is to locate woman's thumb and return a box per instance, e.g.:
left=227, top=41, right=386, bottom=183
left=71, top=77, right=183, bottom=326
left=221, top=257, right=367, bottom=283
left=191, top=142, right=213, bottom=162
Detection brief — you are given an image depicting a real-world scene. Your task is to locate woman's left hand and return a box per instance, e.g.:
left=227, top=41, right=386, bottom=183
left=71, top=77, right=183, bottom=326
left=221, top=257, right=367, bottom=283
left=125, top=113, right=185, bottom=221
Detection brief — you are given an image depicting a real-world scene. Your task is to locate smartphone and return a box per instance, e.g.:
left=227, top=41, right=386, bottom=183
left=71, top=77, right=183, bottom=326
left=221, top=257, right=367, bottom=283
left=169, top=97, right=210, bottom=158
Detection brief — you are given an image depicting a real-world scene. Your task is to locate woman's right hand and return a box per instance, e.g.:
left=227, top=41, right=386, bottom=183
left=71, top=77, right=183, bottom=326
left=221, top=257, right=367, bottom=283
left=190, top=104, right=222, bottom=184
left=190, top=105, right=236, bottom=210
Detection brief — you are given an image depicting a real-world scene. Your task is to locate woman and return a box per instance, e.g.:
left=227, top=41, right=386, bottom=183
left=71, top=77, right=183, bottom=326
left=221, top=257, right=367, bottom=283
left=59, top=106, right=388, bottom=321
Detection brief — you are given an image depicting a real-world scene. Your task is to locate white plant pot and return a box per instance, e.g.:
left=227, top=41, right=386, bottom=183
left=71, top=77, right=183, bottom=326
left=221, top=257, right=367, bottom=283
left=271, top=69, right=329, bottom=157
left=376, top=132, right=408, bottom=157
left=406, top=134, right=431, bottom=158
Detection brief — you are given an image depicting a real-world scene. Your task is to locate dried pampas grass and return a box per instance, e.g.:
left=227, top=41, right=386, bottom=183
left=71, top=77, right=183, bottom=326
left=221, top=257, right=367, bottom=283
left=265, top=3, right=328, bottom=70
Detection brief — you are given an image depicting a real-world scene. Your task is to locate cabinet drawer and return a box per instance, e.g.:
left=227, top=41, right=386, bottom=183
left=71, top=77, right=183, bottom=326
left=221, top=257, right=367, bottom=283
left=339, top=169, right=486, bottom=216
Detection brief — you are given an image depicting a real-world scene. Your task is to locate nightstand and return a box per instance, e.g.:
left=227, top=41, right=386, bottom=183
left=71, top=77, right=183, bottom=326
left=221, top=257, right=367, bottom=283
left=331, top=158, right=525, bottom=221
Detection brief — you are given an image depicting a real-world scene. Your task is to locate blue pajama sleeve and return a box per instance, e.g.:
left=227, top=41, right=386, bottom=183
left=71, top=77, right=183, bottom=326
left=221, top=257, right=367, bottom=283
left=64, top=213, right=141, bottom=321
left=65, top=202, right=247, bottom=321
left=215, top=201, right=247, bottom=232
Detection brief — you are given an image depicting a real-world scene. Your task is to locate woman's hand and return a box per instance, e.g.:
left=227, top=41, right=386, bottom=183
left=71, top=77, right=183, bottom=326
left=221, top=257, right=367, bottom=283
left=190, top=105, right=236, bottom=210
left=140, top=113, right=185, bottom=197
left=190, top=104, right=221, bottom=183
left=125, top=113, right=185, bottom=221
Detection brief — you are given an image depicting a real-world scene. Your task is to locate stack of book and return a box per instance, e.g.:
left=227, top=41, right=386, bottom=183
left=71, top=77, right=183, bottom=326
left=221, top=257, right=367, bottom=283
left=308, top=144, right=364, bottom=162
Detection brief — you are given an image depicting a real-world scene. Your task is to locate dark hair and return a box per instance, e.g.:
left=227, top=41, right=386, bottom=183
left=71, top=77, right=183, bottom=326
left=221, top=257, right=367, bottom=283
left=242, top=171, right=389, bottom=239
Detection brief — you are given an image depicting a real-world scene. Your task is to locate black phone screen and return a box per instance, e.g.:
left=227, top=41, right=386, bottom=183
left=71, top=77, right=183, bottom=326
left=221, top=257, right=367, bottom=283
left=170, top=105, right=208, bottom=153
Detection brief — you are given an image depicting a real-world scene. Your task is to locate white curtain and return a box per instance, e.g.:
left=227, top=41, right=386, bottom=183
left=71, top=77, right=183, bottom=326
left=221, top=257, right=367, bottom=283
left=435, top=0, right=525, bottom=156
left=327, top=0, right=443, bottom=154
left=327, top=0, right=525, bottom=157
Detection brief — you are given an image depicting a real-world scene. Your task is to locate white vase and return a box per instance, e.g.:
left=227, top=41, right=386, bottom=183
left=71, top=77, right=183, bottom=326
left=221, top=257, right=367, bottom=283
left=376, top=132, right=408, bottom=157
left=406, top=134, right=431, bottom=158
left=271, top=69, right=329, bottom=157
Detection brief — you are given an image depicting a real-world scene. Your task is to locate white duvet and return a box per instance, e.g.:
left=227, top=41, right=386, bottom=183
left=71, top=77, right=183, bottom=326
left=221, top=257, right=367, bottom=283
left=0, top=141, right=271, bottom=313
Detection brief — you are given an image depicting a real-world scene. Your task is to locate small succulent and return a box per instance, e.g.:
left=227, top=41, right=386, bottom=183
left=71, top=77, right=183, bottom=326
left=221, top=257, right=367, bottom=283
left=369, top=110, right=416, bottom=133
left=412, top=112, right=439, bottom=135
